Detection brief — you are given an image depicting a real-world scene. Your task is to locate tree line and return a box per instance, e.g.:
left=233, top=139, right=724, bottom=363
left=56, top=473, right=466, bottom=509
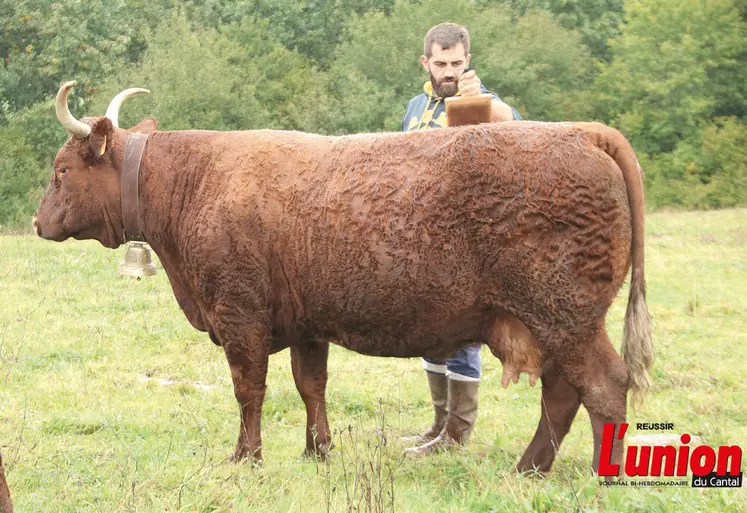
left=1, top=0, right=745, bottom=227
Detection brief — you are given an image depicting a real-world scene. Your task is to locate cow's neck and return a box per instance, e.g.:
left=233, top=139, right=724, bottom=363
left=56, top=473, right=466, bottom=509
left=135, top=132, right=206, bottom=256
left=131, top=130, right=226, bottom=332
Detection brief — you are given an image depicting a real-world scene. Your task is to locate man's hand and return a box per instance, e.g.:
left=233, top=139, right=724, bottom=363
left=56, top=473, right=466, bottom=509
left=491, top=100, right=514, bottom=122
left=459, top=69, right=481, bottom=96
left=458, top=69, right=482, bottom=97
left=458, top=68, right=516, bottom=121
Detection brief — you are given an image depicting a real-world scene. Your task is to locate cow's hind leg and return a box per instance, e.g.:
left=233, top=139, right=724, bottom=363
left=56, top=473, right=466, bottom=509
left=291, top=340, right=333, bottom=458
left=578, top=329, right=628, bottom=476
left=552, top=328, right=628, bottom=477
left=516, top=359, right=581, bottom=474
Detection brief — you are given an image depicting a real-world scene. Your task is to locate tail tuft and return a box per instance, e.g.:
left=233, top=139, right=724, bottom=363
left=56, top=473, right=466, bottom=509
left=621, top=279, right=654, bottom=410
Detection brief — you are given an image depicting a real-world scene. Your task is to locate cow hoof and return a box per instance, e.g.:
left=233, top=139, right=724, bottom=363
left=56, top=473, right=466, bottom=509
left=301, top=449, right=326, bottom=461
left=515, top=462, right=549, bottom=478
left=230, top=445, right=263, bottom=465
left=226, top=453, right=264, bottom=470
left=302, top=440, right=335, bottom=460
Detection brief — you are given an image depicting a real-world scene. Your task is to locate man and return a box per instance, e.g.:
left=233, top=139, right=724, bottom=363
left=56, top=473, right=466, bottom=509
left=401, top=22, right=522, bottom=455
left=402, top=23, right=521, bottom=131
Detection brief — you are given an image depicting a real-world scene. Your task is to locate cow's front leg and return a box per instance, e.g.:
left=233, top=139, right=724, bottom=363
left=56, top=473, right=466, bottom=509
left=291, top=340, right=332, bottom=458
left=218, top=313, right=270, bottom=462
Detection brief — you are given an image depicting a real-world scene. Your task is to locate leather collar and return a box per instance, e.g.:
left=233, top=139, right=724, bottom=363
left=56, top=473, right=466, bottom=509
left=121, top=133, right=149, bottom=242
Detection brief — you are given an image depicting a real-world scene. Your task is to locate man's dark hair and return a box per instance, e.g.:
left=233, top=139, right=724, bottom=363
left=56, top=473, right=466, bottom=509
left=424, top=23, right=470, bottom=58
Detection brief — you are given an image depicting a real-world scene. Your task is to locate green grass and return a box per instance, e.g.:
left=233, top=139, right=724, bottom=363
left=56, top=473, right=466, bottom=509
left=1, top=209, right=745, bottom=512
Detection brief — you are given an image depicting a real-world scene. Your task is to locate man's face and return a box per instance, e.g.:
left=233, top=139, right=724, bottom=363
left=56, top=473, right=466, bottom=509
left=421, top=43, right=471, bottom=98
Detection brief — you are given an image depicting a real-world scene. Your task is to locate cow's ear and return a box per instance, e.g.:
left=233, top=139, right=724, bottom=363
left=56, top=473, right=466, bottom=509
left=83, top=117, right=114, bottom=165
left=129, top=117, right=158, bottom=134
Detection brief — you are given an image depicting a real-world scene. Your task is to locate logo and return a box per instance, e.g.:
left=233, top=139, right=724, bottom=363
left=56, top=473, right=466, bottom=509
left=598, top=423, right=743, bottom=488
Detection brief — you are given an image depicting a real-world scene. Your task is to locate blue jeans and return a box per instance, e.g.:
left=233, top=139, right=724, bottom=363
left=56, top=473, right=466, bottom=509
left=422, top=344, right=481, bottom=381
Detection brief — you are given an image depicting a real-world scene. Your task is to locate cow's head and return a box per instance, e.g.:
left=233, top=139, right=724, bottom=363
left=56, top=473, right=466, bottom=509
left=33, top=81, right=157, bottom=248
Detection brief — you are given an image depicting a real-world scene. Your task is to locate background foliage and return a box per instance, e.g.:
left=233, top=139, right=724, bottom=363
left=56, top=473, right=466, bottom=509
left=1, top=0, right=745, bottom=227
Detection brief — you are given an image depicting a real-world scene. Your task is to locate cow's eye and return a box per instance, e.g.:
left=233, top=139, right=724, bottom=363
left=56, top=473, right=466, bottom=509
left=58, top=167, right=67, bottom=174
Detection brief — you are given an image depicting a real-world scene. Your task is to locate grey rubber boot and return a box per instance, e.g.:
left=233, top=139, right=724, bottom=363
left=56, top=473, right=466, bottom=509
left=443, top=379, right=479, bottom=444
left=404, top=378, right=479, bottom=456
left=401, top=372, right=448, bottom=444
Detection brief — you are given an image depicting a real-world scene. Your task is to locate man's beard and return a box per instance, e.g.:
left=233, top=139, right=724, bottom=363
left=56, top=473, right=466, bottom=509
left=431, top=73, right=458, bottom=98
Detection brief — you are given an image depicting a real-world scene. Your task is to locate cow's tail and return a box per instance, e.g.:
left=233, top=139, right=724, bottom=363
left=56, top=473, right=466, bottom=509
left=581, top=123, right=654, bottom=410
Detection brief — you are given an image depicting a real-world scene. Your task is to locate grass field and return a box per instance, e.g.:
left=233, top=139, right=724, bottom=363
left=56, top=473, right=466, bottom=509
left=1, top=208, right=745, bottom=512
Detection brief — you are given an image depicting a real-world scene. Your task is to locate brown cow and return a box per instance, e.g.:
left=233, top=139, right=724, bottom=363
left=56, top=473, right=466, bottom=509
left=33, top=82, right=653, bottom=476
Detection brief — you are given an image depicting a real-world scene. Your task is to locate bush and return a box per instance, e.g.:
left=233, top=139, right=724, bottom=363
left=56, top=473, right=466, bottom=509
left=643, top=117, right=746, bottom=209
left=0, top=123, right=49, bottom=229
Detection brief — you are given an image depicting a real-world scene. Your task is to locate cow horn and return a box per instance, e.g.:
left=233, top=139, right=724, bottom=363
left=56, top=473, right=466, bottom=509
left=56, top=81, right=91, bottom=138
left=105, top=88, right=150, bottom=128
